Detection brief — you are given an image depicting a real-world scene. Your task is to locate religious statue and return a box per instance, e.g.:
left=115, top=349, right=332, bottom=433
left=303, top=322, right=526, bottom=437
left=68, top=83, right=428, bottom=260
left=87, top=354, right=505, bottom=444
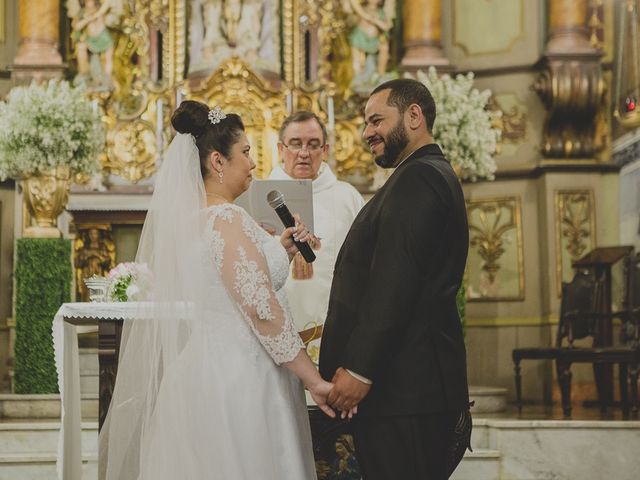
left=188, top=0, right=280, bottom=75
left=67, top=0, right=123, bottom=89
left=74, top=226, right=116, bottom=301
left=343, top=0, right=395, bottom=90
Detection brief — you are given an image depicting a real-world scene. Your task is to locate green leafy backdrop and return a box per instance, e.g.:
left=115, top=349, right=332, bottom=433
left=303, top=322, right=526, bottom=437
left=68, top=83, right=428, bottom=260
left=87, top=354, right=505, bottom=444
left=14, top=238, right=71, bottom=393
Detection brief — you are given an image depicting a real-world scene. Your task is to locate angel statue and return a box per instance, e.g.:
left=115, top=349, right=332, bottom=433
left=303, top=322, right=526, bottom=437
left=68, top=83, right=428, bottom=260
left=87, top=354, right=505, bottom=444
left=74, top=226, right=116, bottom=301
left=344, top=0, right=396, bottom=90
left=189, top=0, right=280, bottom=74
left=67, top=0, right=123, bottom=89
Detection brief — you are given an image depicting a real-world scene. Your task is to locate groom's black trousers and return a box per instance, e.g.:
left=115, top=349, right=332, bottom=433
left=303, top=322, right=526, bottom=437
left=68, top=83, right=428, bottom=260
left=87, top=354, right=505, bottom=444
left=352, top=411, right=459, bottom=480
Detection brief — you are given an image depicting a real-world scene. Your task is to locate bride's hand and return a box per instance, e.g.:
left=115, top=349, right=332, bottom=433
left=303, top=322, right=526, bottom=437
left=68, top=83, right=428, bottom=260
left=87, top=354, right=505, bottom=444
left=280, top=214, right=318, bottom=261
left=308, top=380, right=336, bottom=418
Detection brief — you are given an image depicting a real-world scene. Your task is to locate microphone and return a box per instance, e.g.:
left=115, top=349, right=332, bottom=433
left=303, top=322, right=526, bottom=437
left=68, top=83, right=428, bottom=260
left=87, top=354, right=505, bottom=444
left=267, top=190, right=316, bottom=263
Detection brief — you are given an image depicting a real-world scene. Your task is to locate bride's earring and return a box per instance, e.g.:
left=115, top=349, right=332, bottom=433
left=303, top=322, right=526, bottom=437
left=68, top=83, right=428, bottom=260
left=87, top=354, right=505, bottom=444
left=218, top=171, right=224, bottom=184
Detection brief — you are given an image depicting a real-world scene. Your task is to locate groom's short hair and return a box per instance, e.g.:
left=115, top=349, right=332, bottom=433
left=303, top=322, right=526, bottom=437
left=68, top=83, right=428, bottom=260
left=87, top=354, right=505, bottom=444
left=371, top=78, right=436, bottom=133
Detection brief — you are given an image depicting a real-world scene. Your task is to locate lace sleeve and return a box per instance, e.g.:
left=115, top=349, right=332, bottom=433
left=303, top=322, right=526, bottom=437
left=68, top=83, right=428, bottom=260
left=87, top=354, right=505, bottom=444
left=207, top=207, right=304, bottom=364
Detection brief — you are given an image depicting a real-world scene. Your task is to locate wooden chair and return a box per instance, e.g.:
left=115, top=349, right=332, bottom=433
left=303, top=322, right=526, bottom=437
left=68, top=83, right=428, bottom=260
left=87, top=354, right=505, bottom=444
left=513, top=248, right=640, bottom=418
left=512, top=270, right=597, bottom=413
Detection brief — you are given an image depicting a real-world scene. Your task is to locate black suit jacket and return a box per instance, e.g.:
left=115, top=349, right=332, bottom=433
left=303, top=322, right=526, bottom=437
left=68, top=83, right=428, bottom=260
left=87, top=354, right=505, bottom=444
left=319, top=144, right=469, bottom=416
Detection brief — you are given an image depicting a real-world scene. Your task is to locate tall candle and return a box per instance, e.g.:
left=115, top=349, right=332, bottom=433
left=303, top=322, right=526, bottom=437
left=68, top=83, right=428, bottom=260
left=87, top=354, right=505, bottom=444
left=286, top=91, right=293, bottom=114
left=327, top=95, right=335, bottom=132
left=327, top=95, right=336, bottom=167
left=156, top=98, right=164, bottom=155
left=175, top=88, right=183, bottom=107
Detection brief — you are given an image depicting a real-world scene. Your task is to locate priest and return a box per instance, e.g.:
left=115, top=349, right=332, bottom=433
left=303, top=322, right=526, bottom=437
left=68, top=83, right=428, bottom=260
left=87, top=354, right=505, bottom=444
left=269, top=111, right=365, bottom=362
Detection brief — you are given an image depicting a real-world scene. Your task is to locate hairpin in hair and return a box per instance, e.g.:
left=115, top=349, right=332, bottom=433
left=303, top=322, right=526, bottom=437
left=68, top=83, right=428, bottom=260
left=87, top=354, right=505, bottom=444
left=208, top=106, right=226, bottom=125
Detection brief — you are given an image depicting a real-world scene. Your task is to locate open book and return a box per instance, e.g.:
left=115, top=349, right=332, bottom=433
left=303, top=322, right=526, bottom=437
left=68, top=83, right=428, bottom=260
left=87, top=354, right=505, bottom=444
left=235, top=179, right=314, bottom=235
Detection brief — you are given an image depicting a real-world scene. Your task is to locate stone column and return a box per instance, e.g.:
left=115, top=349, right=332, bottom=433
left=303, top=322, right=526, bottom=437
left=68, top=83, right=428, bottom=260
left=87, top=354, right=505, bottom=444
left=401, top=0, right=449, bottom=70
left=11, top=0, right=65, bottom=81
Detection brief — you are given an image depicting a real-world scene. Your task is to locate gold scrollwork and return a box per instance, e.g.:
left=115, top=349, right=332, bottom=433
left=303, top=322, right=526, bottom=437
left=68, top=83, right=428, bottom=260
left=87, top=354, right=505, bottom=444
left=104, top=119, right=158, bottom=182
left=487, top=95, right=527, bottom=147
left=588, top=0, right=605, bottom=50
left=333, top=117, right=374, bottom=187
left=466, top=197, right=524, bottom=301
left=186, top=57, right=288, bottom=179
left=65, top=0, right=175, bottom=184
left=554, top=189, right=596, bottom=296
left=168, top=0, right=186, bottom=84
left=534, top=53, right=604, bottom=158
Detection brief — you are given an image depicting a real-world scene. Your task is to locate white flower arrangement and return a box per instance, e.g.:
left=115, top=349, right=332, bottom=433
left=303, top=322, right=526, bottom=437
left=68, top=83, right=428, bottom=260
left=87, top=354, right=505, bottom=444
left=107, top=262, right=153, bottom=302
left=409, top=67, right=501, bottom=181
left=0, top=80, right=104, bottom=180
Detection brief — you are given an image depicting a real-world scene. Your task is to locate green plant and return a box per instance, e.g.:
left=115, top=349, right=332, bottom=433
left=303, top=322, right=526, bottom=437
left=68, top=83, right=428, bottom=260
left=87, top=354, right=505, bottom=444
left=456, top=283, right=466, bottom=337
left=0, top=80, right=104, bottom=180
left=14, top=239, right=72, bottom=393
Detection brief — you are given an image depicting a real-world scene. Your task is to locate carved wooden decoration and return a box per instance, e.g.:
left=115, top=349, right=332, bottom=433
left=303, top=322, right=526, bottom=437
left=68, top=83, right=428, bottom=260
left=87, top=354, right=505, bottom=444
left=466, top=197, right=525, bottom=301
left=554, top=189, right=597, bottom=296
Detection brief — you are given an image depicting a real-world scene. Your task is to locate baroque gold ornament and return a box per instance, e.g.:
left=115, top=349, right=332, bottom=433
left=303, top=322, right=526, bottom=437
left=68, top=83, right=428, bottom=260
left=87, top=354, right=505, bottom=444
left=22, top=167, right=72, bottom=238
left=187, top=57, right=288, bottom=179
left=104, top=120, right=158, bottom=183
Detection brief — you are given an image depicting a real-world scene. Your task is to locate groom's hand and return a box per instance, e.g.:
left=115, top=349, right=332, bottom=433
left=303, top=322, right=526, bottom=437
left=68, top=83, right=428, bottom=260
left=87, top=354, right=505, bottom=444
left=327, top=367, right=371, bottom=412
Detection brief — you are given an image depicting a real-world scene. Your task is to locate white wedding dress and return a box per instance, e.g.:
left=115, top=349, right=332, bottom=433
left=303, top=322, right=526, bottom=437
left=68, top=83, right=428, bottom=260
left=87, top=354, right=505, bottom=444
left=133, top=203, right=317, bottom=479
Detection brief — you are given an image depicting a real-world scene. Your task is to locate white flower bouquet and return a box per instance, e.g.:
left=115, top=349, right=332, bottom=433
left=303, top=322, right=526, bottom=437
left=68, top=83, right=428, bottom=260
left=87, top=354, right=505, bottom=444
left=409, top=67, right=501, bottom=181
left=0, top=80, right=104, bottom=180
left=107, top=262, right=153, bottom=302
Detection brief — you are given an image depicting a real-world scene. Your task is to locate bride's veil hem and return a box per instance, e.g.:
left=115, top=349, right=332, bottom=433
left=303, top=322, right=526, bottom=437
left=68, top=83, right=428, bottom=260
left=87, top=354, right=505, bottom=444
left=98, top=133, right=207, bottom=480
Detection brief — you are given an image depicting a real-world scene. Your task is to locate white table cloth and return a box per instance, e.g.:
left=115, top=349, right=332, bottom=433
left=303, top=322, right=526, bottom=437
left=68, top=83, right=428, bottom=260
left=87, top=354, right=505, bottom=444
left=53, top=302, right=143, bottom=480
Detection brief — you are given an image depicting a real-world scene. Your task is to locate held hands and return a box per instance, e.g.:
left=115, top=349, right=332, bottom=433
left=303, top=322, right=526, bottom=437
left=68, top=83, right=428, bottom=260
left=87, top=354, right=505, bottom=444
left=327, top=367, right=371, bottom=415
left=280, top=214, right=321, bottom=261
left=307, top=379, right=336, bottom=418
left=308, top=379, right=359, bottom=420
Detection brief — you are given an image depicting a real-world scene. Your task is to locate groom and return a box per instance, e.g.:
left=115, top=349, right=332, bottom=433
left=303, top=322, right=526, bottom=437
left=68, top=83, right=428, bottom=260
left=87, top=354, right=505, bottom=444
left=319, top=78, right=470, bottom=479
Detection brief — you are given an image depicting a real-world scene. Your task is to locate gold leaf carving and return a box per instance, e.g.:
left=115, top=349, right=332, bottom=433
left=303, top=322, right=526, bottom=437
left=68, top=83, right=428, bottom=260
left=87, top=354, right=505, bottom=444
left=554, top=189, right=596, bottom=296
left=466, top=197, right=524, bottom=301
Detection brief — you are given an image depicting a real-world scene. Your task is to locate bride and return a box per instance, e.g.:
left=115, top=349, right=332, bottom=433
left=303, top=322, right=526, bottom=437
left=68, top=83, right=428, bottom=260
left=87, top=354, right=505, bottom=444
left=99, top=100, right=340, bottom=479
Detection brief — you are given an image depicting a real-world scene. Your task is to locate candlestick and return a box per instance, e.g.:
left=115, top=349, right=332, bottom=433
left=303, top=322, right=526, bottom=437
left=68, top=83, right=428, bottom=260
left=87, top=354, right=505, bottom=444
left=156, top=98, right=164, bottom=156
left=327, top=94, right=336, bottom=168
left=286, top=91, right=293, bottom=114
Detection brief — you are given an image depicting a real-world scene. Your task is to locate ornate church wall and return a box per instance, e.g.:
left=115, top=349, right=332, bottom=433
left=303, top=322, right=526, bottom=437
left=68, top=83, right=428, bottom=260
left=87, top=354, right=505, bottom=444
left=0, top=0, right=627, bottom=407
left=0, top=0, right=19, bottom=95
left=443, top=0, right=622, bottom=404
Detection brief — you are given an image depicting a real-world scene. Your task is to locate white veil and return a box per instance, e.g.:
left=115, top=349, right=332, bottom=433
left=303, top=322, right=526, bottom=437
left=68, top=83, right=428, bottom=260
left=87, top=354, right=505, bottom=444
left=99, top=133, right=209, bottom=479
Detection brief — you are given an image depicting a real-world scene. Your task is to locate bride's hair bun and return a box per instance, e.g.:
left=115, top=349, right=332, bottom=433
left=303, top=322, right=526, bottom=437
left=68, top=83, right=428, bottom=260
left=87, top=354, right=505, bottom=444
left=169, top=100, right=245, bottom=179
left=171, top=100, right=209, bottom=137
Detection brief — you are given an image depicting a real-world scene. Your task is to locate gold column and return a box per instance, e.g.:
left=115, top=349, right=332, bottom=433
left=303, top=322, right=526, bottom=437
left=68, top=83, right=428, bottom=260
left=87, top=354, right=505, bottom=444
left=534, top=0, right=603, bottom=158
left=401, top=0, right=449, bottom=70
left=547, top=0, right=592, bottom=52
left=11, top=0, right=64, bottom=80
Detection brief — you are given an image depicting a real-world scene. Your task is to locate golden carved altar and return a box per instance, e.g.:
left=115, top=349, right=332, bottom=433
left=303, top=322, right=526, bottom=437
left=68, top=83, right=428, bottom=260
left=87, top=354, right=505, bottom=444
left=64, top=0, right=407, bottom=188
left=61, top=0, right=409, bottom=299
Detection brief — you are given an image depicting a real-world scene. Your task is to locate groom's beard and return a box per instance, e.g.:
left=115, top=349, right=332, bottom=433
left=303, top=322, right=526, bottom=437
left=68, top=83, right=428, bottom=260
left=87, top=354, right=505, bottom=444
left=374, top=120, right=410, bottom=168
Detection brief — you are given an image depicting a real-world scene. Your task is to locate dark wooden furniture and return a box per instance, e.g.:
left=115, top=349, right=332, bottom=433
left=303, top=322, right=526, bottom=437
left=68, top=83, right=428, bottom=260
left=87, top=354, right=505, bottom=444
left=513, top=247, right=640, bottom=418
left=97, top=318, right=124, bottom=430
left=572, top=247, right=634, bottom=405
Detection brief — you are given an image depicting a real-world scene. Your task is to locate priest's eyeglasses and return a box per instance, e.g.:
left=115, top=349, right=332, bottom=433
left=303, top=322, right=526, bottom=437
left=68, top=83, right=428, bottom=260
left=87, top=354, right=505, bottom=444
left=282, top=141, right=325, bottom=153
